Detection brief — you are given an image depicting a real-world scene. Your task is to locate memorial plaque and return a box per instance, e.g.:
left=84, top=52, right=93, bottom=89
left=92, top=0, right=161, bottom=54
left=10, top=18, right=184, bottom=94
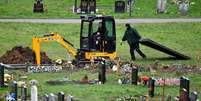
left=115, top=0, right=126, bottom=13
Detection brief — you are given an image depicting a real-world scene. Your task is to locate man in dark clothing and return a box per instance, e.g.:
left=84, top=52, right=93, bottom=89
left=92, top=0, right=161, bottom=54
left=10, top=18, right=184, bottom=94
left=121, top=23, right=146, bottom=60
left=92, top=22, right=104, bottom=51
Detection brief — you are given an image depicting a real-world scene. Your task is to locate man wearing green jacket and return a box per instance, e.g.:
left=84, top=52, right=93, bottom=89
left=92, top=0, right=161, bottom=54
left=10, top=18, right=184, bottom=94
left=121, top=23, right=146, bottom=60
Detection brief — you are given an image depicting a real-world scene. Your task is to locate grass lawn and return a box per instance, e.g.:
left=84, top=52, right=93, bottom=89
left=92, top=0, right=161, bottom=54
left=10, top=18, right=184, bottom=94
left=0, top=22, right=201, bottom=100
left=23, top=71, right=201, bottom=100
left=0, top=0, right=200, bottom=18
left=0, top=22, right=201, bottom=64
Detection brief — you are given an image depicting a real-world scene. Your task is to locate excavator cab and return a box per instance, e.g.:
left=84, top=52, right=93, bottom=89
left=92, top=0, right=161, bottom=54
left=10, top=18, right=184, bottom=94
left=79, top=15, right=116, bottom=60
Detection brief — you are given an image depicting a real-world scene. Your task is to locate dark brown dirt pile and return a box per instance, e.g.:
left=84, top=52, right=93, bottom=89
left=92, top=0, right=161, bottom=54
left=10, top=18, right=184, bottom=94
left=0, top=46, right=52, bottom=64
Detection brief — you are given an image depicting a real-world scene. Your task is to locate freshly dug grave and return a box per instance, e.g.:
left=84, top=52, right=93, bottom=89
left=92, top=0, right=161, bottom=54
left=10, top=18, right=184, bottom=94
left=0, top=46, right=52, bottom=64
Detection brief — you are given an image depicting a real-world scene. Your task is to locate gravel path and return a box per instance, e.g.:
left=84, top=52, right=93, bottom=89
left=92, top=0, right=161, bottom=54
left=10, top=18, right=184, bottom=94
left=0, top=18, right=201, bottom=23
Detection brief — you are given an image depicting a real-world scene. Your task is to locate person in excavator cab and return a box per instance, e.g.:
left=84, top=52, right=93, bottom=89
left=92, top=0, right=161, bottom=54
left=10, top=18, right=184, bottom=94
left=92, top=22, right=106, bottom=51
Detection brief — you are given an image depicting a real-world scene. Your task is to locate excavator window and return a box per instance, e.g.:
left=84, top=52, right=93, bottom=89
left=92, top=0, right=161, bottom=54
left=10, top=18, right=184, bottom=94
left=80, top=16, right=116, bottom=53
left=105, top=20, right=113, bottom=37
left=80, top=21, right=90, bottom=50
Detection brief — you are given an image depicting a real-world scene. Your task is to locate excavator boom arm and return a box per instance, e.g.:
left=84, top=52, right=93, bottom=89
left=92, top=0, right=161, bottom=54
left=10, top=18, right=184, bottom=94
left=32, top=34, right=77, bottom=65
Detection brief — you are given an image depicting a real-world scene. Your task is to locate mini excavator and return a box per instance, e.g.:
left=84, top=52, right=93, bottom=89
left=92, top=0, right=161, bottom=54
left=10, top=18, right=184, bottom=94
left=32, top=15, right=117, bottom=65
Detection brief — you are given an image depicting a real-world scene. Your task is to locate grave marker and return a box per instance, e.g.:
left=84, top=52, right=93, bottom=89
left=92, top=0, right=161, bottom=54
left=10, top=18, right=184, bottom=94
left=33, top=0, right=44, bottom=13
left=98, top=60, right=106, bottom=84
left=115, top=0, right=126, bottom=13
left=49, top=93, right=56, bottom=101
left=157, top=0, right=166, bottom=13
left=0, top=64, right=4, bottom=87
left=190, top=91, right=198, bottom=101
left=80, top=0, right=96, bottom=13
left=44, top=94, right=49, bottom=101
left=131, top=66, right=138, bottom=85
left=180, top=76, right=190, bottom=100
left=180, top=89, right=189, bottom=101
left=80, top=0, right=88, bottom=13
left=11, top=81, right=18, bottom=101
left=21, top=85, right=27, bottom=101
left=179, top=2, right=188, bottom=16
left=30, top=80, right=38, bottom=101
left=148, top=78, right=155, bottom=97
left=88, top=0, right=96, bottom=13
left=58, top=92, right=65, bottom=101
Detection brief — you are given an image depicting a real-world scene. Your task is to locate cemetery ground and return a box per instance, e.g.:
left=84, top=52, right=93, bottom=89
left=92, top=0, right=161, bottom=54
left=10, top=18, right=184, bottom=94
left=0, top=0, right=201, bottom=18
left=0, top=22, right=201, bottom=100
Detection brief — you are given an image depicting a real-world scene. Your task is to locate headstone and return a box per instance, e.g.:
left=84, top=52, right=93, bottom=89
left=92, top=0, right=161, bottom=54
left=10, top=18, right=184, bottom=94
left=180, top=89, right=188, bottom=101
left=80, top=0, right=88, bottom=13
left=80, top=0, right=96, bottom=13
left=58, top=92, right=65, bottom=101
left=44, top=94, right=49, bottom=101
left=131, top=66, right=138, bottom=85
left=148, top=78, right=155, bottom=97
left=167, top=95, right=172, bottom=101
left=179, top=2, right=188, bottom=16
left=30, top=80, right=38, bottom=101
left=73, top=0, right=78, bottom=13
left=21, top=85, right=27, bottom=101
left=115, top=0, right=126, bottom=13
left=49, top=93, right=56, bottom=101
left=67, top=95, right=73, bottom=101
left=98, top=60, right=106, bottom=84
left=157, top=0, right=166, bottom=13
left=33, top=0, right=44, bottom=13
left=190, top=91, right=198, bottom=101
left=11, top=81, right=18, bottom=101
left=0, top=64, right=4, bottom=87
left=88, top=0, right=96, bottom=13
left=180, top=76, right=190, bottom=100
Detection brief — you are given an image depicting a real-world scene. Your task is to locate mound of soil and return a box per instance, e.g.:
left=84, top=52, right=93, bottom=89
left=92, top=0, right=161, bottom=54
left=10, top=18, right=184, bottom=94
left=0, top=46, right=52, bottom=64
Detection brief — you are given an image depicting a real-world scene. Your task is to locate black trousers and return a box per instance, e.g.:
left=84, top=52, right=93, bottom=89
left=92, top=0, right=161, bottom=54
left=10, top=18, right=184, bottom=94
left=129, top=43, right=146, bottom=60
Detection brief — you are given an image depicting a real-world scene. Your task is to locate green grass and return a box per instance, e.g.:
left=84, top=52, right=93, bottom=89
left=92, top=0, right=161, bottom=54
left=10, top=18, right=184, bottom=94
left=0, top=0, right=200, bottom=18
left=26, top=71, right=201, bottom=101
left=0, top=22, right=201, bottom=100
left=0, top=22, right=201, bottom=65
left=1, top=70, right=201, bottom=100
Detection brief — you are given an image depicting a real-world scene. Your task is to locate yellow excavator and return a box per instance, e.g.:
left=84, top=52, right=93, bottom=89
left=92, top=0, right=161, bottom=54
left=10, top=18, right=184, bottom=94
left=32, top=15, right=117, bottom=65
